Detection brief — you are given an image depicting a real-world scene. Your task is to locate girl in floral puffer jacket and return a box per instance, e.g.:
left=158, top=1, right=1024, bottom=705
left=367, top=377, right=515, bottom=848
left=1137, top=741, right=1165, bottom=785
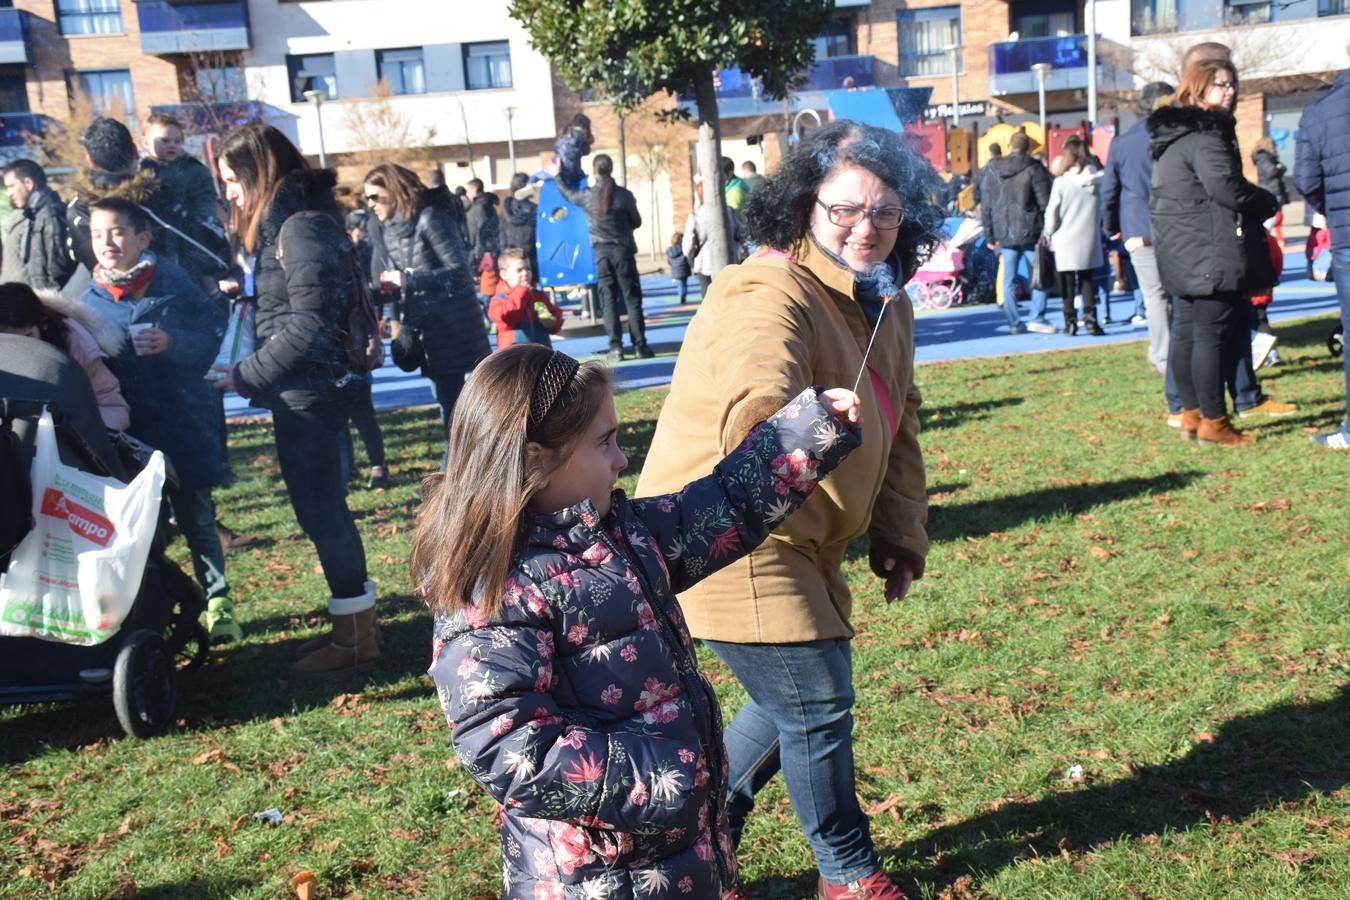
left=416, top=345, right=862, bottom=899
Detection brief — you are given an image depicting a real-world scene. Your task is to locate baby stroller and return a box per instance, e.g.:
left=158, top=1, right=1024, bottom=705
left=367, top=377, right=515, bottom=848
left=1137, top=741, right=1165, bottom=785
left=0, top=336, right=206, bottom=739
left=907, top=217, right=987, bottom=310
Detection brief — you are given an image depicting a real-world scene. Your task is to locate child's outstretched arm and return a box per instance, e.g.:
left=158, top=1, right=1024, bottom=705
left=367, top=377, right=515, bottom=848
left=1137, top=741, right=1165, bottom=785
left=631, top=387, right=861, bottom=594
left=430, top=603, right=709, bottom=834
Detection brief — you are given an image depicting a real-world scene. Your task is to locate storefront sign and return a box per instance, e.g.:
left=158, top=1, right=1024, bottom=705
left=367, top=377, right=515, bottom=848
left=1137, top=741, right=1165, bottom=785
left=924, top=101, right=990, bottom=121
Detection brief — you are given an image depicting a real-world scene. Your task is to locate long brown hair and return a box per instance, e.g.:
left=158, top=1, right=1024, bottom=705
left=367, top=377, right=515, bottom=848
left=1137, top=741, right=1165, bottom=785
left=411, top=346, right=613, bottom=619
left=361, top=162, right=424, bottom=221
left=216, top=123, right=309, bottom=253
left=592, top=153, right=614, bottom=216
left=1176, top=60, right=1236, bottom=110
left=1057, top=135, right=1091, bottom=173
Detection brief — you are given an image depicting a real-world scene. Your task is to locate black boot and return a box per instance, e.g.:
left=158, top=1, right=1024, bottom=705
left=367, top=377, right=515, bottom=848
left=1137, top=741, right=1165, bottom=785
left=1063, top=303, right=1077, bottom=336
left=1082, top=298, right=1105, bottom=336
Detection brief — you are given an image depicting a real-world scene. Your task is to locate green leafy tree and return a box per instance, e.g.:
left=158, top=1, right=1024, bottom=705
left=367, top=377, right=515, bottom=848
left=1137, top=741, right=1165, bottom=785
left=510, top=0, right=833, bottom=272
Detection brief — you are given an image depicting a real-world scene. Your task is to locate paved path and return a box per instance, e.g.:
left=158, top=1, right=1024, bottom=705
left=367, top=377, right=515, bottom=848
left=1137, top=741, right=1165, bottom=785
left=224, top=249, right=1340, bottom=419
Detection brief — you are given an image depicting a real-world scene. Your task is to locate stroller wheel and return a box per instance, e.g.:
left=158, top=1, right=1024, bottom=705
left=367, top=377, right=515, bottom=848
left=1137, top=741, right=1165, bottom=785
left=929, top=284, right=955, bottom=310
left=170, top=622, right=210, bottom=674
left=1330, top=328, right=1344, bottom=358
left=113, top=630, right=177, bottom=739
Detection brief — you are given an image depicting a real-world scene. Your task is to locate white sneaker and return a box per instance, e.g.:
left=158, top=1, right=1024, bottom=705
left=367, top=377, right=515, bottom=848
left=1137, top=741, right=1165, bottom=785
left=1026, top=320, right=1056, bottom=334
left=1251, top=332, right=1277, bottom=371
left=1311, top=429, right=1350, bottom=450
left=1130, top=314, right=1147, bottom=326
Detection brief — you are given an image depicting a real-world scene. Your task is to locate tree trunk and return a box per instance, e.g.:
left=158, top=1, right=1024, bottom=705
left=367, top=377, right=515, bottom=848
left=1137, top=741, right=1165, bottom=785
left=692, top=66, right=731, bottom=274
left=617, top=111, right=628, bottom=187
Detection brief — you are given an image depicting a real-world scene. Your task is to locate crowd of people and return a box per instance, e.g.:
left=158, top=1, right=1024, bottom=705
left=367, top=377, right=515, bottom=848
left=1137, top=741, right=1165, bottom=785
left=1, top=34, right=1348, bottom=900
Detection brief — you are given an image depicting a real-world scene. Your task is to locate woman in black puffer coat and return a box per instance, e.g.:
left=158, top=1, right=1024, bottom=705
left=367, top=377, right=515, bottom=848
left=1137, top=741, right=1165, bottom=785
left=362, top=163, right=490, bottom=455
left=213, top=123, right=376, bottom=677
left=1147, top=60, right=1278, bottom=446
left=502, top=171, right=538, bottom=276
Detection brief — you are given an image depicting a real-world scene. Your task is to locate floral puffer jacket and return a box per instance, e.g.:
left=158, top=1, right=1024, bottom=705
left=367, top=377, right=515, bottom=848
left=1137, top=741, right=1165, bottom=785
left=431, top=388, right=860, bottom=899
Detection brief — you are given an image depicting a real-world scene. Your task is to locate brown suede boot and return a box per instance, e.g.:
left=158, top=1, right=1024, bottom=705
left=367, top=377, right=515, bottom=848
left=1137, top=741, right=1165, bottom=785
left=296, top=582, right=380, bottom=657
left=290, top=607, right=380, bottom=677
left=1178, top=408, right=1201, bottom=441
left=1197, top=416, right=1255, bottom=446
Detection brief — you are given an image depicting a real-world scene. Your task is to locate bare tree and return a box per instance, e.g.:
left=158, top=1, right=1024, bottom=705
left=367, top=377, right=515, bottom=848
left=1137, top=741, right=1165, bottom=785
left=452, top=96, right=476, bottom=178
left=339, top=78, right=438, bottom=171
left=623, top=94, right=693, bottom=256
left=1130, top=21, right=1306, bottom=84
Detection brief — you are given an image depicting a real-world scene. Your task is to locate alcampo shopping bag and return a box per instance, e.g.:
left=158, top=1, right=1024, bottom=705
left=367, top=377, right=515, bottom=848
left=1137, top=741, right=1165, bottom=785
left=0, top=408, right=165, bottom=645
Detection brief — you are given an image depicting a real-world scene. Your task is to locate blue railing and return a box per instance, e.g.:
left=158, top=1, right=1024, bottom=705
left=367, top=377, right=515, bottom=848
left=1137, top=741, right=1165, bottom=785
left=989, top=35, right=1089, bottom=76
left=149, top=100, right=264, bottom=132
left=708, top=55, right=875, bottom=100
left=136, top=0, right=247, bottom=34
left=0, top=8, right=26, bottom=44
left=0, top=114, right=56, bottom=148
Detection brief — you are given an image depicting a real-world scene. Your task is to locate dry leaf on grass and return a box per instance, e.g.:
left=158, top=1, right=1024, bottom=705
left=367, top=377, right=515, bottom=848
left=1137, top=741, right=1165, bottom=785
left=291, top=871, right=318, bottom=900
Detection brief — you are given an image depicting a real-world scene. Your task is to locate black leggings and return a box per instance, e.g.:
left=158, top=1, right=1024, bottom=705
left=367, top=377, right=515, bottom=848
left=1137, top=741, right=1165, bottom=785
left=1172, top=294, right=1241, bottom=420
left=1058, top=270, right=1098, bottom=324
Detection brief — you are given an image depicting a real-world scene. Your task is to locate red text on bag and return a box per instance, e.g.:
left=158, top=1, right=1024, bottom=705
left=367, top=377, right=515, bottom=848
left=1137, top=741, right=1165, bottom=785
left=40, top=488, right=115, bottom=547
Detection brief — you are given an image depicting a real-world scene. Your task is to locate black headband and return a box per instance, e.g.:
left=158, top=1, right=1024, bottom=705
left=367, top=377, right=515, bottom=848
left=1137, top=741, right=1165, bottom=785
left=528, top=351, right=580, bottom=433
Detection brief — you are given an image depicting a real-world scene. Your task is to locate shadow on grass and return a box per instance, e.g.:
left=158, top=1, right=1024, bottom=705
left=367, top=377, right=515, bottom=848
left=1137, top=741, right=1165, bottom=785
left=0, top=595, right=436, bottom=763
left=925, top=397, right=1024, bottom=431
left=926, top=471, right=1204, bottom=542
left=138, top=878, right=261, bottom=899
left=750, top=686, right=1349, bottom=897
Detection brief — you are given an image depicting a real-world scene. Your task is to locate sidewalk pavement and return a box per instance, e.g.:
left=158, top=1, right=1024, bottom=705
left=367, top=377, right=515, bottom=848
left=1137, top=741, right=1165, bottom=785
left=224, top=248, right=1341, bottom=420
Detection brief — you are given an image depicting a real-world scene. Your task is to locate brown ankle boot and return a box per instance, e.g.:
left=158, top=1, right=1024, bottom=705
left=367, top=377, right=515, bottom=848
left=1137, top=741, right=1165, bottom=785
left=1197, top=416, right=1255, bottom=446
left=1178, top=408, right=1201, bottom=441
left=290, top=607, right=380, bottom=677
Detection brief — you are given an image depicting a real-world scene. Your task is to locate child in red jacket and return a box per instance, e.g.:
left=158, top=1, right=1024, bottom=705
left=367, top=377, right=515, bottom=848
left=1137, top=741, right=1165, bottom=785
left=488, top=247, right=565, bottom=350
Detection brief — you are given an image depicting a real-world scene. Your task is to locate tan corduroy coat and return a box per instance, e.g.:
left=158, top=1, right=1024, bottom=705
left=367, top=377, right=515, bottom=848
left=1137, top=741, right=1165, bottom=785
left=635, top=237, right=928, bottom=643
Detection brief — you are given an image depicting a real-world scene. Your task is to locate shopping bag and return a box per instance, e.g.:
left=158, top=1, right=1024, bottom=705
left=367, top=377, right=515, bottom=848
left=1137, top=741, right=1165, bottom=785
left=0, top=408, right=165, bottom=645
left=205, top=300, right=256, bottom=382
left=1032, top=237, right=1057, bottom=292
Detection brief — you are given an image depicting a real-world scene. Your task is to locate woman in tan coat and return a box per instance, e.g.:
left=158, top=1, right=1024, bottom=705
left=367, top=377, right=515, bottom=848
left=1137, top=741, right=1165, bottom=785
left=637, top=120, right=942, bottom=900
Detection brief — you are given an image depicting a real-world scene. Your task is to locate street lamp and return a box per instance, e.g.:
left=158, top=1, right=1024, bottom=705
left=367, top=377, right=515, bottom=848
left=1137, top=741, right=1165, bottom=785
left=1086, top=0, right=1098, bottom=125
left=945, top=44, right=962, bottom=127
left=1031, top=62, right=1051, bottom=140
left=504, top=106, right=517, bottom=173
left=302, top=89, right=327, bottom=169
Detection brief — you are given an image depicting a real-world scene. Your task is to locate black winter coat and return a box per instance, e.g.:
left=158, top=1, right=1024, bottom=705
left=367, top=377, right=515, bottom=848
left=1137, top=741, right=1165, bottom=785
left=466, top=192, right=501, bottom=263
left=502, top=194, right=536, bottom=253
left=1147, top=105, right=1279, bottom=298
left=236, top=168, right=354, bottom=399
left=1252, top=149, right=1289, bottom=207
left=1295, top=68, right=1350, bottom=250
left=556, top=177, right=642, bottom=252
left=380, top=192, right=490, bottom=377
left=979, top=153, right=1052, bottom=248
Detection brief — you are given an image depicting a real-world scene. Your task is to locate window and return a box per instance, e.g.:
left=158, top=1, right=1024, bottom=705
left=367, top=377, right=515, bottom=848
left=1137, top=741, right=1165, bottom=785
left=811, top=17, right=855, bottom=60
left=73, top=69, right=134, bottom=116
left=57, top=0, right=122, bottom=35
left=287, top=53, right=337, bottom=102
left=465, top=41, right=511, bottom=90
left=194, top=65, right=248, bottom=104
left=0, top=70, right=28, bottom=113
left=1226, top=0, right=1272, bottom=23
left=378, top=47, right=426, bottom=95
left=1320, top=0, right=1349, bottom=14
left=1131, top=0, right=1180, bottom=34
left=896, top=7, right=962, bottom=78
left=1012, top=11, right=1077, bottom=38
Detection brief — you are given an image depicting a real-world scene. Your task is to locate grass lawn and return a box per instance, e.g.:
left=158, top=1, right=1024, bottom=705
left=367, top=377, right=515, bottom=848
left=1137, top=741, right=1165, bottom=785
left=2, top=315, right=1346, bottom=899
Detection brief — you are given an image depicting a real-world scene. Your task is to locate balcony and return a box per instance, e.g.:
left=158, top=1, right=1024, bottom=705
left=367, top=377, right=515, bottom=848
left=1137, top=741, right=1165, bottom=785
left=0, top=9, right=29, bottom=65
left=136, top=1, right=250, bottom=55
left=0, top=113, right=57, bottom=148
left=988, top=34, right=1096, bottom=96
left=692, top=55, right=876, bottom=119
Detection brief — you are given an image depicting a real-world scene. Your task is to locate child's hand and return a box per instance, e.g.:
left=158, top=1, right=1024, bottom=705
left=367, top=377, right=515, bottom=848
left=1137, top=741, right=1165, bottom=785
left=132, top=326, right=172, bottom=356
left=820, top=388, right=861, bottom=426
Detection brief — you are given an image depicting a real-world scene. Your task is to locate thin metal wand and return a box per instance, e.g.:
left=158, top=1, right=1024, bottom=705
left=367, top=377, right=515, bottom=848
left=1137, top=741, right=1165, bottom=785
left=851, top=295, right=894, bottom=396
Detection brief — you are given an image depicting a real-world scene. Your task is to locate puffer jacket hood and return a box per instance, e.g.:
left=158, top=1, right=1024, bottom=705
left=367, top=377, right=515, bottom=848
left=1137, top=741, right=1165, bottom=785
left=431, top=389, right=859, bottom=896
left=1147, top=104, right=1234, bottom=160
left=979, top=152, right=1053, bottom=248
left=36, top=288, right=125, bottom=356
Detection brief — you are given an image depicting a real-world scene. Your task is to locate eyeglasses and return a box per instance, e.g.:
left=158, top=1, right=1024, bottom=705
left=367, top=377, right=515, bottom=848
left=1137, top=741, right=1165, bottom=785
left=364, top=193, right=386, bottom=203
left=1211, top=80, right=1238, bottom=92
left=815, top=200, right=905, bottom=230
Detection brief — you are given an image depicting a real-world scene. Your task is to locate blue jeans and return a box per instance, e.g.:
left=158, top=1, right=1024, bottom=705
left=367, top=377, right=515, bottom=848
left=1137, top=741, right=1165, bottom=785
left=703, top=639, right=879, bottom=884
left=999, top=246, right=1048, bottom=326
left=1332, top=247, right=1350, bottom=433
left=164, top=483, right=226, bottom=601
left=1227, top=298, right=1263, bottom=412
left=272, top=384, right=368, bottom=600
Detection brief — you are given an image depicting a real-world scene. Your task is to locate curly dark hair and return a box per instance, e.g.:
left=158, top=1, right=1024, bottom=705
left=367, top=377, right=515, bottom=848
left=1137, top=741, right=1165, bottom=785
left=80, top=117, right=138, bottom=174
left=744, top=120, right=945, bottom=278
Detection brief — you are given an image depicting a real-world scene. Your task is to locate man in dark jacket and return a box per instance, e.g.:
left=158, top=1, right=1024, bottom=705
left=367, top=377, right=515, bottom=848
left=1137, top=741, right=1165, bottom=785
left=502, top=172, right=538, bottom=277
left=1294, top=48, right=1350, bottom=449
left=1, top=159, right=75, bottom=291
left=1103, top=82, right=1180, bottom=416
left=464, top=177, right=501, bottom=265
left=980, top=131, right=1053, bottom=334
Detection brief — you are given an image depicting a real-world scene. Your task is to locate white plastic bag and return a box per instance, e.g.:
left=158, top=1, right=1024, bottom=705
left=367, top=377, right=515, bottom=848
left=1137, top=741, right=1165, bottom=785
left=0, top=408, right=165, bottom=645
left=205, top=300, right=256, bottom=382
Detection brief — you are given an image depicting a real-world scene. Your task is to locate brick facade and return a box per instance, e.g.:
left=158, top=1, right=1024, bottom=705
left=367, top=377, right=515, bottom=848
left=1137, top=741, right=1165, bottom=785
left=16, top=0, right=186, bottom=125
